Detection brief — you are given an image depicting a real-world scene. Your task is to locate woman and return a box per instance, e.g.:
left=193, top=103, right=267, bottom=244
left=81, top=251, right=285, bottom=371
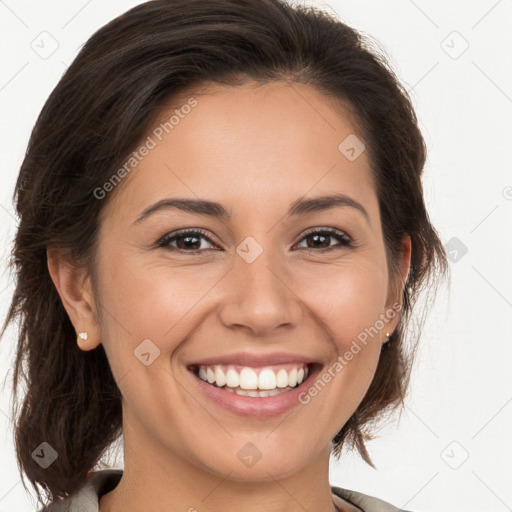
left=1, top=0, right=448, bottom=511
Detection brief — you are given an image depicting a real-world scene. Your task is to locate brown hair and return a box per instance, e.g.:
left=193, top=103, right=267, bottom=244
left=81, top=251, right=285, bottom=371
left=1, top=0, right=448, bottom=506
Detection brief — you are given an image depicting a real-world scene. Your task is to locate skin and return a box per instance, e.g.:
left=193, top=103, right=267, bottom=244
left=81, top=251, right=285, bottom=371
left=48, top=81, right=411, bottom=512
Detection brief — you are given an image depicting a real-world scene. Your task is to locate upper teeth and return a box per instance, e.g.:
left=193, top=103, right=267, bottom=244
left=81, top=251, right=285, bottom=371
left=197, top=364, right=309, bottom=390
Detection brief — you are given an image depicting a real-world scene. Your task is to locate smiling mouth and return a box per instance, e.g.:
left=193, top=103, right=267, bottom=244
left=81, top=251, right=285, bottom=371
left=187, top=362, right=318, bottom=398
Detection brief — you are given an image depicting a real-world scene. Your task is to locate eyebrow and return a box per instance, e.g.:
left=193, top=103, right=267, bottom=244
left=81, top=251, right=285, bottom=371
left=133, top=193, right=370, bottom=225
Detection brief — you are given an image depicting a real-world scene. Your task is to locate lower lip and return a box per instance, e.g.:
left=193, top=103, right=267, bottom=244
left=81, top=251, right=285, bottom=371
left=188, top=365, right=321, bottom=419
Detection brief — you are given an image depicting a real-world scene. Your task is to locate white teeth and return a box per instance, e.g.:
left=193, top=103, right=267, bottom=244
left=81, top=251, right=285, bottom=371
left=276, top=369, right=289, bottom=388
left=214, top=366, right=226, bottom=387
left=241, top=386, right=292, bottom=398
left=195, top=363, right=311, bottom=391
left=225, top=368, right=240, bottom=388
left=288, top=367, right=298, bottom=387
left=206, top=367, right=216, bottom=384
left=239, top=367, right=258, bottom=390
left=210, top=384, right=294, bottom=397
left=258, top=369, right=277, bottom=390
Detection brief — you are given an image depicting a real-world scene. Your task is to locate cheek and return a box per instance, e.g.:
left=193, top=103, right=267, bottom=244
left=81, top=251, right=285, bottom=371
left=93, top=258, right=208, bottom=415
left=297, top=258, right=388, bottom=347
left=293, top=262, right=388, bottom=429
left=95, top=252, right=221, bottom=359
left=90, top=254, right=229, bottom=453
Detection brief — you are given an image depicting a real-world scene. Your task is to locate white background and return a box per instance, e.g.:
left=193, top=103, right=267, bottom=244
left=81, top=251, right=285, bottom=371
left=1, top=1, right=511, bottom=511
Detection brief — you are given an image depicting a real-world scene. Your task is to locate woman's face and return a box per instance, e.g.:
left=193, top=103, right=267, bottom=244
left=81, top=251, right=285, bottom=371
left=87, top=81, right=410, bottom=481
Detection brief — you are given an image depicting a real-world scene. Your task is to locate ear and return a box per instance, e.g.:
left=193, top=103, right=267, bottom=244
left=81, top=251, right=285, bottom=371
left=384, top=234, right=412, bottom=335
left=47, top=248, right=102, bottom=351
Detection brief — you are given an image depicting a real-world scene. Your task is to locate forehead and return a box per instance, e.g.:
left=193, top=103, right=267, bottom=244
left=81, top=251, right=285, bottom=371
left=101, top=81, right=376, bottom=222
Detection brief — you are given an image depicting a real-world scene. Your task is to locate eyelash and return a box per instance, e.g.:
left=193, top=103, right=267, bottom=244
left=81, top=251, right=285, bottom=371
left=157, top=227, right=355, bottom=254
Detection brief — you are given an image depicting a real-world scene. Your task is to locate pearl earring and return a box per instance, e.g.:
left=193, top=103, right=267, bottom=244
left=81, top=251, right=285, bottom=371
left=77, top=332, right=88, bottom=343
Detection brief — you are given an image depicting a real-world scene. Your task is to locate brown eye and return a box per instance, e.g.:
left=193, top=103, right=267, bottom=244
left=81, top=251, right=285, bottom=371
left=158, top=229, right=217, bottom=252
left=295, top=228, right=353, bottom=253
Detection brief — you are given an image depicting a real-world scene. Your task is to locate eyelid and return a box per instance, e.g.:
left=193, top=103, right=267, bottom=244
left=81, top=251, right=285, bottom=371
left=157, top=226, right=356, bottom=253
left=156, top=227, right=219, bottom=249
left=293, top=226, right=355, bottom=250
left=298, top=226, right=352, bottom=241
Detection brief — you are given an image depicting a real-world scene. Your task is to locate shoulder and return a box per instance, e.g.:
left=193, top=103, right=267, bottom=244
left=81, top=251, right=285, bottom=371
left=331, top=485, right=414, bottom=512
left=37, top=469, right=123, bottom=512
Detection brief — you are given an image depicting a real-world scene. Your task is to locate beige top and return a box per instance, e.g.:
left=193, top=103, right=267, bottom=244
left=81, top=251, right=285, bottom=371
left=39, top=469, right=413, bottom=512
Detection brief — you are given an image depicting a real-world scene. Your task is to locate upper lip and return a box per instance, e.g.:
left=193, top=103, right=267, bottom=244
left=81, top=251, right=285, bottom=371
left=187, top=351, right=320, bottom=368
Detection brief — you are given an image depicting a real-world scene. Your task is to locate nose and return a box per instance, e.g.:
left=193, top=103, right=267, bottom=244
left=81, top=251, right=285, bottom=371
left=218, top=246, right=303, bottom=337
